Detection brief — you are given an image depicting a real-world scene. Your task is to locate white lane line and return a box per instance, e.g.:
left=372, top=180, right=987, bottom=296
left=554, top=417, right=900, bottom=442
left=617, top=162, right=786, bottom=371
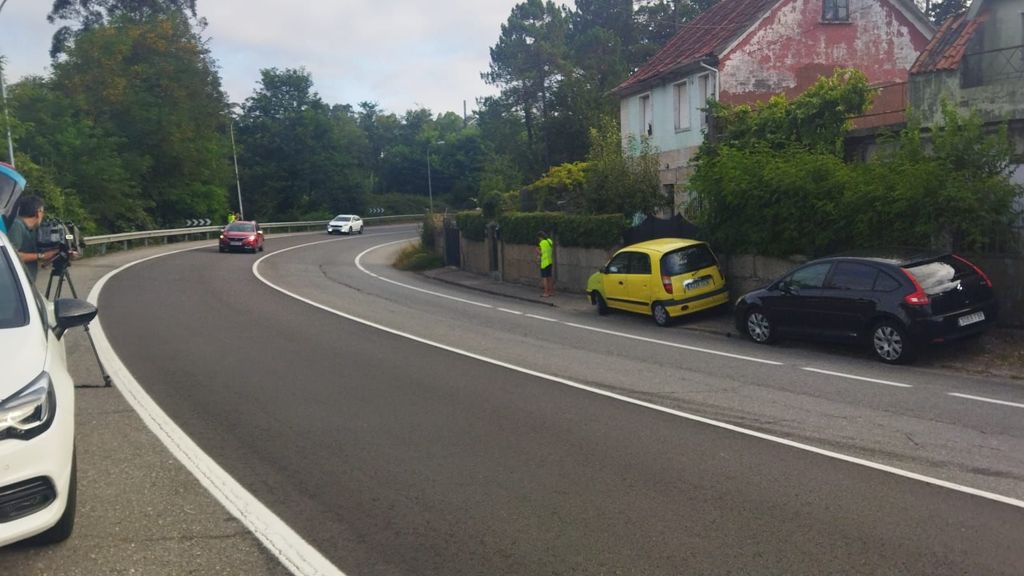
left=949, top=393, right=1024, bottom=409
left=801, top=367, right=913, bottom=388
left=563, top=321, right=784, bottom=366
left=254, top=243, right=1024, bottom=511
left=498, top=308, right=523, bottom=315
left=352, top=240, right=785, bottom=367
left=87, top=246, right=346, bottom=576
left=344, top=239, right=493, bottom=309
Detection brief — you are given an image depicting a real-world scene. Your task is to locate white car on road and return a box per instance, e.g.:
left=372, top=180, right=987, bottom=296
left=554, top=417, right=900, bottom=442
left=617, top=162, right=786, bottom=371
left=0, top=232, right=97, bottom=547
left=326, top=214, right=363, bottom=235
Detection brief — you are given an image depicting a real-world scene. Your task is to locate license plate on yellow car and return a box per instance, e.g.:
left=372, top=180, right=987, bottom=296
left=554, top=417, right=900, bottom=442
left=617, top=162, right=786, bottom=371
left=684, top=276, right=712, bottom=291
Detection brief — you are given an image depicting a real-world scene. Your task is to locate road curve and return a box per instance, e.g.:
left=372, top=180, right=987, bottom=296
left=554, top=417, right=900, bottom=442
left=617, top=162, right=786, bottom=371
left=96, top=227, right=1024, bottom=575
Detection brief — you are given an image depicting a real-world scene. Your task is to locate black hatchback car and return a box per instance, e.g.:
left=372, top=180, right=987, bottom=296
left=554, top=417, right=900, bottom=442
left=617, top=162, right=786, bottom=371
left=734, top=251, right=998, bottom=363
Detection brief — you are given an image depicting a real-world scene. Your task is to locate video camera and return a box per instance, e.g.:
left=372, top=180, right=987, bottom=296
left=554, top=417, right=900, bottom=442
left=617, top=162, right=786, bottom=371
left=36, top=218, right=84, bottom=272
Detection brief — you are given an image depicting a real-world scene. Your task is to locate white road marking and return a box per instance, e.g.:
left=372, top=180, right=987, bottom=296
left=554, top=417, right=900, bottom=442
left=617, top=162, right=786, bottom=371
left=525, top=314, right=558, bottom=322
left=253, top=242, right=1024, bottom=511
left=498, top=308, right=523, bottom=315
left=88, top=245, right=347, bottom=576
left=949, top=393, right=1024, bottom=409
left=801, top=367, right=913, bottom=388
left=563, top=321, right=783, bottom=366
left=345, top=239, right=493, bottom=309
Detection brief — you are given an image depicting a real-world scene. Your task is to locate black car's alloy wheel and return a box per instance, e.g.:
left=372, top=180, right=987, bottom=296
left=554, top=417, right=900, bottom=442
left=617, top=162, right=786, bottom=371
left=745, top=309, right=774, bottom=343
left=872, top=320, right=913, bottom=364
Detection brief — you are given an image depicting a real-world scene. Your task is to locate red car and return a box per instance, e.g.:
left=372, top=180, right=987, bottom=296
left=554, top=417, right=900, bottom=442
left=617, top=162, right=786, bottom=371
left=219, top=221, right=264, bottom=253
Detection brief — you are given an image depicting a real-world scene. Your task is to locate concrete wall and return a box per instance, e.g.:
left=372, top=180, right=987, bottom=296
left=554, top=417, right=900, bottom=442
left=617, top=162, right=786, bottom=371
left=461, top=237, right=489, bottom=276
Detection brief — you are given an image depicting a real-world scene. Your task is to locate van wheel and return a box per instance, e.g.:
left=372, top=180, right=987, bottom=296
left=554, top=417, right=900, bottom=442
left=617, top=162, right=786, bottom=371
left=593, top=292, right=609, bottom=316
left=27, top=448, right=76, bottom=545
left=652, top=302, right=671, bottom=327
left=871, top=320, right=914, bottom=364
left=745, top=308, right=775, bottom=344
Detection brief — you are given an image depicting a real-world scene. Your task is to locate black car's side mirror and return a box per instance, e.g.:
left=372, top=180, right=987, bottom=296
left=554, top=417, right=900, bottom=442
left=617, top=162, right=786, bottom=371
left=54, top=298, right=98, bottom=340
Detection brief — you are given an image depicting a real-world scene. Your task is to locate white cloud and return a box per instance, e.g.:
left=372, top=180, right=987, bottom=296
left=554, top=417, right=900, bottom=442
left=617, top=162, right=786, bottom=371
left=1, top=0, right=576, bottom=116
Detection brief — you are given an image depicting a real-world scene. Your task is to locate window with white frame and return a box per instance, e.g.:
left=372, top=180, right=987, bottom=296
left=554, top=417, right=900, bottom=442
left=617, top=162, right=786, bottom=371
left=639, top=94, right=653, bottom=137
left=823, top=0, right=849, bottom=22
left=673, top=81, right=690, bottom=131
left=697, top=73, right=716, bottom=129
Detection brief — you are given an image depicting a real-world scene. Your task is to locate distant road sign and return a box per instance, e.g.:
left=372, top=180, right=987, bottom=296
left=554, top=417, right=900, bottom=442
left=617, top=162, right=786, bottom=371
left=184, top=217, right=211, bottom=227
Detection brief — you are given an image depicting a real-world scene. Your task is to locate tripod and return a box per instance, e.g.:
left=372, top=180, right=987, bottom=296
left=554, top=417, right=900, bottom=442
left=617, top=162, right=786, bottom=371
left=45, top=257, right=113, bottom=387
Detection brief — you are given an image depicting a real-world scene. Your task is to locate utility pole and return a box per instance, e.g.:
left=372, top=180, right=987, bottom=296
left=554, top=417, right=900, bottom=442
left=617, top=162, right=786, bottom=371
left=0, top=0, right=16, bottom=167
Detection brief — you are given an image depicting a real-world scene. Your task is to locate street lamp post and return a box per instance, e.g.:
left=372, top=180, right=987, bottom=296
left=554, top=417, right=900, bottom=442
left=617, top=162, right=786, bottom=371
left=228, top=104, right=244, bottom=220
left=0, top=0, right=16, bottom=167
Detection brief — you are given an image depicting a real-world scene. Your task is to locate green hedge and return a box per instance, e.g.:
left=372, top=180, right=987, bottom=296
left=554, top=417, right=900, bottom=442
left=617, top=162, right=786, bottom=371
left=455, top=212, right=488, bottom=241
left=457, top=211, right=627, bottom=248
left=498, top=212, right=627, bottom=248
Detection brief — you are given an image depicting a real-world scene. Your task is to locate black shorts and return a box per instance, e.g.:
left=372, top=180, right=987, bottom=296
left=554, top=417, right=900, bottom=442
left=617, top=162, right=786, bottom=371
left=540, top=265, right=552, bottom=278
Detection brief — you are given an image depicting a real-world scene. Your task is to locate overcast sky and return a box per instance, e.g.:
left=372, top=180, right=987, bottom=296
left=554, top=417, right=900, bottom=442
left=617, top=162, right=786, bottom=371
left=1, top=1, right=573, bottom=116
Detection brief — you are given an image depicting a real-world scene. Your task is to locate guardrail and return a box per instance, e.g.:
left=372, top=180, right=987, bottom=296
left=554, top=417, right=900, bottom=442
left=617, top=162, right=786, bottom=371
left=83, top=214, right=424, bottom=254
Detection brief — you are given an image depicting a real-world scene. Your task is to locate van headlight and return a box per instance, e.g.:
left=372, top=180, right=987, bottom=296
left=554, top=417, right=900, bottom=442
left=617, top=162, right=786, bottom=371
left=0, top=372, right=56, bottom=441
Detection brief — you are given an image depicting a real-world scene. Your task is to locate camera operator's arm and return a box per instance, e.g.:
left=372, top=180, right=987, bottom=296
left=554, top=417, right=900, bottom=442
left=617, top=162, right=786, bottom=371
left=15, top=248, right=59, bottom=264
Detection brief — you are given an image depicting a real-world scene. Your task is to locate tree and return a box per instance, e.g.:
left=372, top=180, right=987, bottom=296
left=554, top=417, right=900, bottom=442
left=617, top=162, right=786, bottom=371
left=48, top=0, right=200, bottom=58
left=51, top=14, right=231, bottom=228
left=237, top=67, right=364, bottom=220
left=483, top=0, right=570, bottom=172
left=584, top=119, right=663, bottom=216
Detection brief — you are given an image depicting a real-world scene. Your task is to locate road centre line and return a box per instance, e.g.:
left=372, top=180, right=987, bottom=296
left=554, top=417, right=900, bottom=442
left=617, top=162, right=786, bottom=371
left=255, top=238, right=1024, bottom=511
left=354, top=240, right=784, bottom=367
left=88, top=244, right=347, bottom=576
left=498, top=308, right=523, bottom=315
left=351, top=238, right=494, bottom=309
left=562, top=321, right=784, bottom=366
left=801, top=367, right=913, bottom=388
left=948, top=393, right=1024, bottom=409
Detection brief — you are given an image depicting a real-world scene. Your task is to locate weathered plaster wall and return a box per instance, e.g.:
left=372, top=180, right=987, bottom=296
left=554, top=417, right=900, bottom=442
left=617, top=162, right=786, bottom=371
left=721, top=0, right=931, bottom=101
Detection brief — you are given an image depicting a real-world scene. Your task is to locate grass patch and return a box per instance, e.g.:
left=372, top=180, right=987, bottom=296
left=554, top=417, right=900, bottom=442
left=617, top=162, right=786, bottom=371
left=394, top=243, right=444, bottom=271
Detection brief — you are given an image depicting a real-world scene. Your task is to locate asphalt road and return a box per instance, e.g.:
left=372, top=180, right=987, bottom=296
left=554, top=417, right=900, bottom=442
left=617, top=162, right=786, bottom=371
left=81, top=226, right=1024, bottom=575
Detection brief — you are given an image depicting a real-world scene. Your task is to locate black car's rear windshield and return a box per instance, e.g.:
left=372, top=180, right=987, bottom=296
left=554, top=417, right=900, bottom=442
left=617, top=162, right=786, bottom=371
left=661, top=244, right=717, bottom=276
left=225, top=222, right=255, bottom=232
left=903, top=256, right=975, bottom=294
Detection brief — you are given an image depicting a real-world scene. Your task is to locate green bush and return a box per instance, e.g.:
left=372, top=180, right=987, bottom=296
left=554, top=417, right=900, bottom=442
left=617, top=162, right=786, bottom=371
left=455, top=211, right=488, bottom=241
left=421, top=213, right=437, bottom=249
left=498, top=212, right=626, bottom=248
left=393, top=243, right=444, bottom=271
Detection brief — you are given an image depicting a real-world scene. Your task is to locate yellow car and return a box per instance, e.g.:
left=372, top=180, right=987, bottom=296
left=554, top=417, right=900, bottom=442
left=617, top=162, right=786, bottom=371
left=587, top=238, right=729, bottom=326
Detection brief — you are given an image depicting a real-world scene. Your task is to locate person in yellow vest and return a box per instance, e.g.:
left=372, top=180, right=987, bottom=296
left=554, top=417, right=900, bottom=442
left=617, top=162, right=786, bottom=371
left=537, top=230, right=554, bottom=297
left=227, top=211, right=236, bottom=224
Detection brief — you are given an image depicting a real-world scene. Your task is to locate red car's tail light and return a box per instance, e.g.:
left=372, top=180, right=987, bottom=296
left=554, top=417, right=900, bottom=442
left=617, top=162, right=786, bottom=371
left=953, top=254, right=992, bottom=288
left=661, top=275, right=673, bottom=294
left=901, top=269, right=929, bottom=306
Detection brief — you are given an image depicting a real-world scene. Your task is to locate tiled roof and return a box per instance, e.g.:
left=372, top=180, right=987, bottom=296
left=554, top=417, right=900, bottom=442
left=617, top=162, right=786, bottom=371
left=909, top=12, right=985, bottom=74
left=613, top=0, right=779, bottom=95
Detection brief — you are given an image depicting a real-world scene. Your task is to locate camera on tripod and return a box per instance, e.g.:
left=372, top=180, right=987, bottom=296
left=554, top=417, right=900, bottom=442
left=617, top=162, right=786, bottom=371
left=36, top=218, right=84, bottom=271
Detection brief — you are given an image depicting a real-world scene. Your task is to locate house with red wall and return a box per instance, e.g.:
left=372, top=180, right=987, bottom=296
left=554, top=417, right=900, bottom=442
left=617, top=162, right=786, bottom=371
left=613, top=0, right=935, bottom=211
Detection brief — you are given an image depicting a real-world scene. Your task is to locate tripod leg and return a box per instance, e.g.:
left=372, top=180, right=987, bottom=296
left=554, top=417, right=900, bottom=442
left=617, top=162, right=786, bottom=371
left=80, top=322, right=113, bottom=387
left=59, top=270, right=112, bottom=387
left=46, top=270, right=56, bottom=299
left=62, top=271, right=78, bottom=299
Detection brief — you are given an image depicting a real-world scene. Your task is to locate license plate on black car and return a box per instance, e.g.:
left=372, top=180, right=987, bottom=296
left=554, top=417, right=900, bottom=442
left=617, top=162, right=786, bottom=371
left=958, top=311, right=985, bottom=327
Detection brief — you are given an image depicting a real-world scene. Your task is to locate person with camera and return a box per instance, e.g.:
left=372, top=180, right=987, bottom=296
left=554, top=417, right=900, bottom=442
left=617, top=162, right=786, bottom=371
left=8, top=195, right=59, bottom=282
